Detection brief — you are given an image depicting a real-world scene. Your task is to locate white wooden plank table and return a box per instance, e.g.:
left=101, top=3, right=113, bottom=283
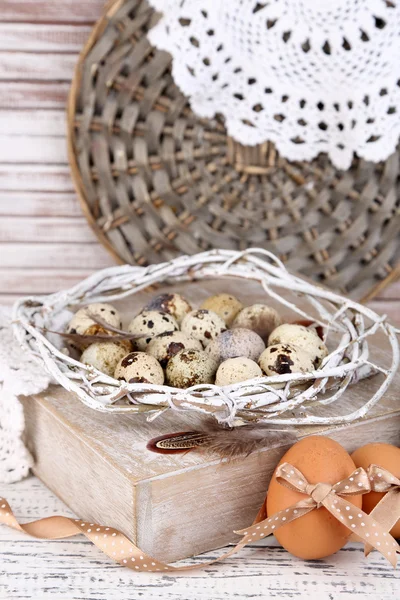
left=1, top=476, right=399, bottom=600
left=0, top=1, right=399, bottom=598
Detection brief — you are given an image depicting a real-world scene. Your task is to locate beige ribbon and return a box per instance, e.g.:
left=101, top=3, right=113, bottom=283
left=0, top=463, right=399, bottom=571
left=363, top=465, right=400, bottom=557
left=235, top=463, right=400, bottom=568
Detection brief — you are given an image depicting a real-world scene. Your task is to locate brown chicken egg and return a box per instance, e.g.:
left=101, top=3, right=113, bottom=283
left=351, top=443, right=400, bottom=539
left=267, top=436, right=362, bottom=560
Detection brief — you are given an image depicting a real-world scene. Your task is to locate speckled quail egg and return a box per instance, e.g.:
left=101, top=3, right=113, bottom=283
left=200, top=294, right=243, bottom=327
left=80, top=342, right=129, bottom=377
left=166, top=349, right=217, bottom=388
left=181, top=309, right=226, bottom=348
left=143, top=293, right=192, bottom=324
left=232, top=304, right=281, bottom=342
left=259, top=343, right=315, bottom=376
left=216, top=357, right=263, bottom=386
left=67, top=303, right=122, bottom=350
left=147, top=331, right=202, bottom=368
left=67, top=303, right=121, bottom=335
left=206, top=328, right=265, bottom=364
left=268, top=323, right=328, bottom=368
left=128, top=310, right=179, bottom=351
left=114, top=352, right=164, bottom=385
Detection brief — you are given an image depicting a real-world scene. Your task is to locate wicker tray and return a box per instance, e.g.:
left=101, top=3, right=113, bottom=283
left=67, top=0, right=400, bottom=302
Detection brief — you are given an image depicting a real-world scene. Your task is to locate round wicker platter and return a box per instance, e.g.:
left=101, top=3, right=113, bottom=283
left=68, top=0, right=400, bottom=302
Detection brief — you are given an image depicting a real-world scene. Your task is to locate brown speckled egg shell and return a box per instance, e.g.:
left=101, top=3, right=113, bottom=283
left=80, top=342, right=129, bottom=377
left=232, top=304, right=281, bottom=341
left=267, top=436, right=362, bottom=559
left=128, top=310, right=179, bottom=351
left=181, top=309, right=226, bottom=348
left=200, top=294, right=243, bottom=327
left=166, top=349, right=217, bottom=388
left=114, top=351, right=164, bottom=385
left=143, top=293, right=192, bottom=324
left=67, top=303, right=122, bottom=350
left=259, top=343, right=315, bottom=375
left=269, top=324, right=328, bottom=368
left=146, top=331, right=202, bottom=368
left=206, top=328, right=265, bottom=364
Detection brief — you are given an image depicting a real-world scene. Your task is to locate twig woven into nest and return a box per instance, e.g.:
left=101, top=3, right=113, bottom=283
left=12, top=248, right=400, bottom=428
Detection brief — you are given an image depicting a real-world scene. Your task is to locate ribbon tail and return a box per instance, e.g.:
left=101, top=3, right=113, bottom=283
left=0, top=495, right=273, bottom=573
left=323, top=496, right=400, bottom=568
left=364, top=490, right=400, bottom=558
left=235, top=499, right=316, bottom=541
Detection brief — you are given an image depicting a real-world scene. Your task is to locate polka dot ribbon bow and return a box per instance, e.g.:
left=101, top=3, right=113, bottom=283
left=0, top=462, right=399, bottom=571
left=236, top=463, right=400, bottom=568
left=364, top=465, right=400, bottom=558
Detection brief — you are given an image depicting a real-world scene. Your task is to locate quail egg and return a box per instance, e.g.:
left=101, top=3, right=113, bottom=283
left=206, top=328, right=265, bottom=364
left=181, top=309, right=226, bottom=348
left=67, top=303, right=121, bottom=334
left=166, top=349, right=217, bottom=388
left=147, top=331, right=202, bottom=368
left=80, top=342, right=128, bottom=377
left=128, top=310, right=179, bottom=351
left=232, top=304, right=281, bottom=342
left=200, top=293, right=243, bottom=327
left=269, top=323, right=328, bottom=368
left=67, top=303, right=122, bottom=350
left=114, top=352, right=164, bottom=385
left=215, top=357, right=263, bottom=386
left=143, top=293, right=192, bottom=324
left=259, top=343, right=315, bottom=376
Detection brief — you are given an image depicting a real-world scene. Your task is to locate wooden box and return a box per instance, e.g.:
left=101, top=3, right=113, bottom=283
left=21, top=279, right=400, bottom=563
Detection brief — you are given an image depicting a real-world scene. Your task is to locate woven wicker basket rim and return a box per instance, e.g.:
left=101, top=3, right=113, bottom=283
left=67, top=0, right=400, bottom=304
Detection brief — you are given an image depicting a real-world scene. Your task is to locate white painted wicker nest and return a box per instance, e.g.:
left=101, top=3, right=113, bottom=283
left=12, top=249, right=400, bottom=427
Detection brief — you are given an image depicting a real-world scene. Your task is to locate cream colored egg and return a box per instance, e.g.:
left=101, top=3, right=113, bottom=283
left=216, top=357, right=262, bottom=386
left=269, top=323, right=328, bottom=368
left=232, top=304, right=281, bottom=341
left=67, top=303, right=121, bottom=335
left=259, top=343, right=315, bottom=376
left=80, top=342, right=128, bottom=377
left=114, top=352, right=164, bottom=385
left=146, top=331, right=202, bottom=368
left=166, top=349, right=217, bottom=388
left=200, top=294, right=243, bottom=327
left=206, top=328, right=265, bottom=364
left=181, top=309, right=226, bottom=348
left=128, top=310, right=179, bottom=351
left=143, top=293, right=192, bottom=324
left=67, top=303, right=122, bottom=350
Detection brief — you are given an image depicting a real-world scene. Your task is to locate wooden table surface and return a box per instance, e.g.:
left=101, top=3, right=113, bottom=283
left=0, top=1, right=399, bottom=598
left=1, top=476, right=400, bottom=600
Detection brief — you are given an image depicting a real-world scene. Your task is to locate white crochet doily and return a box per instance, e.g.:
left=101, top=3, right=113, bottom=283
left=0, top=308, right=52, bottom=483
left=148, top=0, right=400, bottom=169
